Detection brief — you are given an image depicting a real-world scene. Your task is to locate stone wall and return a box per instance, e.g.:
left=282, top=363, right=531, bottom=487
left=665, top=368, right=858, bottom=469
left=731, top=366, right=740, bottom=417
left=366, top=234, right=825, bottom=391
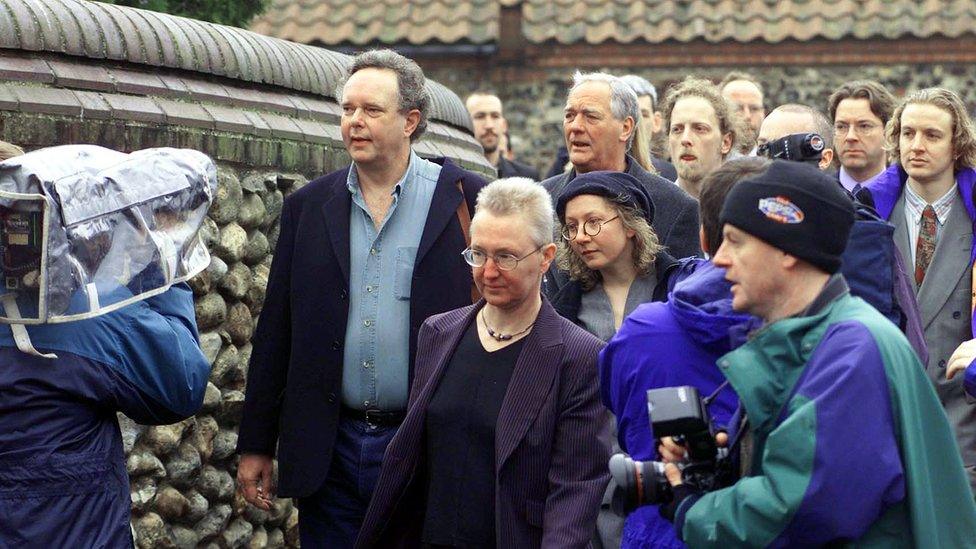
left=123, top=165, right=307, bottom=548
left=0, top=1, right=489, bottom=547
left=425, top=62, right=976, bottom=177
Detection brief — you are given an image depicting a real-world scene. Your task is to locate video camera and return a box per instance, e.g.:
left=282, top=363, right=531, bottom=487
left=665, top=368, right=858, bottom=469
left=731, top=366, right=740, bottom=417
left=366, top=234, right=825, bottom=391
left=757, top=133, right=825, bottom=165
left=0, top=145, right=216, bottom=357
left=609, top=386, right=733, bottom=515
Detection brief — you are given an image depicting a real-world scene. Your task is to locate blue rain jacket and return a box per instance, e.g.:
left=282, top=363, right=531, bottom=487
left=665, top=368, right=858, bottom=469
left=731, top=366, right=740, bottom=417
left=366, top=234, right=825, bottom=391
left=599, top=260, right=757, bottom=549
left=0, top=283, right=209, bottom=547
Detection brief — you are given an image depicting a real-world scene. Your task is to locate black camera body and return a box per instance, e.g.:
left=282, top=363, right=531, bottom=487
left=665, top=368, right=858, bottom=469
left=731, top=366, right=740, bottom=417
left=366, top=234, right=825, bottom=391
left=757, top=132, right=825, bottom=165
left=609, top=386, right=732, bottom=515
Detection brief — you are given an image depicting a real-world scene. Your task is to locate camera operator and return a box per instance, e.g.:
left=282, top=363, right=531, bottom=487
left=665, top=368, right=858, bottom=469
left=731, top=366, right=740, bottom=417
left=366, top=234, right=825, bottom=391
left=756, top=104, right=834, bottom=171
left=600, top=158, right=766, bottom=549
left=754, top=103, right=928, bottom=362
left=659, top=160, right=976, bottom=546
left=0, top=145, right=212, bottom=545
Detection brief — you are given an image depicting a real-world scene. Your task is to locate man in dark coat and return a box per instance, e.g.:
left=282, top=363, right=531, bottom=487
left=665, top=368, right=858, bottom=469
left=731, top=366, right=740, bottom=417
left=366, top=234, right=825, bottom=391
left=236, top=49, right=486, bottom=547
left=466, top=92, right=541, bottom=180
left=542, top=71, right=701, bottom=260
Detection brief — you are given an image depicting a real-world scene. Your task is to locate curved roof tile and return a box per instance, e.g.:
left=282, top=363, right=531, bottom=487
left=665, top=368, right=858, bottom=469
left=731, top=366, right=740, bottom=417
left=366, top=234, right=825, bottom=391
left=520, top=0, right=976, bottom=44
left=0, top=0, right=477, bottom=132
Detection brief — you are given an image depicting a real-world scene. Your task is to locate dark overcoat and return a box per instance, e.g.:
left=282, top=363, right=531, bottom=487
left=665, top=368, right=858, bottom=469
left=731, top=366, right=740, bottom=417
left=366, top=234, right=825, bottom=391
left=236, top=158, right=485, bottom=497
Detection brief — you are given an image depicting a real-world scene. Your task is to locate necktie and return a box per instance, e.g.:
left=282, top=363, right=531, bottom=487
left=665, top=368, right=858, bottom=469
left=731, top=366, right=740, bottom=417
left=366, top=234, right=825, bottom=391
left=914, top=205, right=937, bottom=286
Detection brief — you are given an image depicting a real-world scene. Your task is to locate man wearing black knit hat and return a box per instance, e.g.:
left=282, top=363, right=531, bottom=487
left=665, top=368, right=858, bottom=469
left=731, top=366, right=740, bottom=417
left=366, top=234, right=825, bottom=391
left=656, top=159, right=976, bottom=547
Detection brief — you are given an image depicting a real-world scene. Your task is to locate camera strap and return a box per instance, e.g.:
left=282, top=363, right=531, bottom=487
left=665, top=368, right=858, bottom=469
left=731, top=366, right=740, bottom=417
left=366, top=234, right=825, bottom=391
left=0, top=293, right=57, bottom=359
left=702, top=380, right=730, bottom=406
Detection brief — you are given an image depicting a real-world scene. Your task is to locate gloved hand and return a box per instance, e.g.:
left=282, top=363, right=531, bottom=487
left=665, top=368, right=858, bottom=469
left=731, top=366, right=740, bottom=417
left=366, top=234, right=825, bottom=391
left=659, top=463, right=702, bottom=523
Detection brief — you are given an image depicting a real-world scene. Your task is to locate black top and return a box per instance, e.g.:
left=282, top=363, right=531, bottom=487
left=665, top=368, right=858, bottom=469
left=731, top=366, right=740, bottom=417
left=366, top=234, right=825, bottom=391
left=497, top=156, right=540, bottom=180
left=422, top=319, right=524, bottom=548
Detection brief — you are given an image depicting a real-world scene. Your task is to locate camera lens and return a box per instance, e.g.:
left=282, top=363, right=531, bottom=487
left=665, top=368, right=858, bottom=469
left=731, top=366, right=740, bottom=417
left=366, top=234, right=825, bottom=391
left=609, top=454, right=673, bottom=515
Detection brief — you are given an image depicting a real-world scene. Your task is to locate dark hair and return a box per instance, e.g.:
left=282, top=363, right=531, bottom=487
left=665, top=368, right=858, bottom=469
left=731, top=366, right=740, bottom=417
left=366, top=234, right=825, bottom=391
left=827, top=80, right=896, bottom=126
left=699, top=157, right=772, bottom=253
left=337, top=49, right=430, bottom=142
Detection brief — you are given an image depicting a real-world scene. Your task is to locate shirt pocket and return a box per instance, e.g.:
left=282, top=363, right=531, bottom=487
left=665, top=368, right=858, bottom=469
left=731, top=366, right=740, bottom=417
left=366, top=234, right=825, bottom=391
left=394, top=246, right=418, bottom=300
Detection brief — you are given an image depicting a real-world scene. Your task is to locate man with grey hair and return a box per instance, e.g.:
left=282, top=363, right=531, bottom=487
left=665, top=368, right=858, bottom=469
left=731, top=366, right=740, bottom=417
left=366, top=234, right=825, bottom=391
left=237, top=48, right=487, bottom=547
left=757, top=104, right=835, bottom=171
left=620, top=74, right=678, bottom=181
left=542, top=71, right=701, bottom=260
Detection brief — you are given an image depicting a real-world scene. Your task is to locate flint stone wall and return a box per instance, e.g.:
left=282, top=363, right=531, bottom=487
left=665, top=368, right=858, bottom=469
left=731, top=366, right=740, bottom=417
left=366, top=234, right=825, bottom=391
left=0, top=1, right=490, bottom=547
left=426, top=62, right=976, bottom=177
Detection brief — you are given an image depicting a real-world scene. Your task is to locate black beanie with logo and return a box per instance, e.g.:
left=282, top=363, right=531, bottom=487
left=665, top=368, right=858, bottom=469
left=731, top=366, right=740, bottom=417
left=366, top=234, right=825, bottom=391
left=719, top=160, right=855, bottom=273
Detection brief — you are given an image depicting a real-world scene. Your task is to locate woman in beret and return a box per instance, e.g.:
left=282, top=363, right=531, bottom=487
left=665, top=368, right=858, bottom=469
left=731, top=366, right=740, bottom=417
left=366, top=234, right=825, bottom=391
left=547, top=171, right=680, bottom=341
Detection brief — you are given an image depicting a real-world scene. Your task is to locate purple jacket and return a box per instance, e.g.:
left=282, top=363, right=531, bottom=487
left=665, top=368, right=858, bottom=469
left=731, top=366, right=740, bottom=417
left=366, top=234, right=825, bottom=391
left=599, top=260, right=757, bottom=548
left=356, top=299, right=610, bottom=548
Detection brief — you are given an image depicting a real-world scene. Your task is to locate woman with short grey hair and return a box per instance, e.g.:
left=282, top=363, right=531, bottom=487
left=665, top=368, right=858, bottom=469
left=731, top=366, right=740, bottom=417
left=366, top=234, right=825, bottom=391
left=358, top=177, right=610, bottom=549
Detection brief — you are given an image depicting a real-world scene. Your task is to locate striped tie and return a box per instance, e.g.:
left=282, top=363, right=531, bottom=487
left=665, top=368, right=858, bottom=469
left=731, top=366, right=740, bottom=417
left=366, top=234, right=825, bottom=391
left=914, top=205, right=937, bottom=286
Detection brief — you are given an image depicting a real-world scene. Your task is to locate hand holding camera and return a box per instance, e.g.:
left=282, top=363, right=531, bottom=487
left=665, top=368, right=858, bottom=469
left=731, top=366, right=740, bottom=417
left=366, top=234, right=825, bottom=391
left=608, top=386, right=734, bottom=518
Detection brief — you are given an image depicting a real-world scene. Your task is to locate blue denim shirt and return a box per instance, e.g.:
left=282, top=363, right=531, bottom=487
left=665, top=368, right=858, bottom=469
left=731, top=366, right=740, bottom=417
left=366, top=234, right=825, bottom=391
left=341, top=152, right=440, bottom=411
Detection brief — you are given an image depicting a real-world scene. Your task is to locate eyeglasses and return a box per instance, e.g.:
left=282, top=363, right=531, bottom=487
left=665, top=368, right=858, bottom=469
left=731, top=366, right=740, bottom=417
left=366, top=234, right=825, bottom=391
left=834, top=122, right=881, bottom=137
left=461, top=245, right=544, bottom=271
left=561, top=216, right=620, bottom=241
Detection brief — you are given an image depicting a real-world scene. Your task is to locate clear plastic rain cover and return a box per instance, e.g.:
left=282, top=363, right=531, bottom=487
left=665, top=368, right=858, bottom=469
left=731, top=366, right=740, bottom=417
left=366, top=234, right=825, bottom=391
left=0, top=145, right=216, bottom=324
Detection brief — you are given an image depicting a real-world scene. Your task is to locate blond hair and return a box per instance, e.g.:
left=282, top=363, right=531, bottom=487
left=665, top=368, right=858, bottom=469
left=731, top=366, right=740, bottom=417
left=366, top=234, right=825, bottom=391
left=885, top=88, right=976, bottom=170
left=0, top=141, right=24, bottom=162
left=557, top=200, right=661, bottom=291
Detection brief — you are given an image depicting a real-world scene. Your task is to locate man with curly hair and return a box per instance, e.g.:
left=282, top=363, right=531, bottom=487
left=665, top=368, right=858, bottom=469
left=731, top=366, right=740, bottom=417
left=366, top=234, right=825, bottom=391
left=662, top=77, right=737, bottom=199
left=863, top=88, right=976, bottom=491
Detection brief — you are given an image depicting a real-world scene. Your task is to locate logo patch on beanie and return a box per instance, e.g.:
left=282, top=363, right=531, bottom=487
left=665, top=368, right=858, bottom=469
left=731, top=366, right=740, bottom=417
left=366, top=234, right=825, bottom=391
left=758, top=196, right=804, bottom=224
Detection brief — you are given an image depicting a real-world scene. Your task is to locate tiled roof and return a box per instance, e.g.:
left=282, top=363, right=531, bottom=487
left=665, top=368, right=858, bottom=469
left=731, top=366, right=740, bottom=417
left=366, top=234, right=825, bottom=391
left=521, top=0, right=976, bottom=44
left=250, top=0, right=498, bottom=46
left=251, top=0, right=976, bottom=46
left=0, top=0, right=479, bottom=133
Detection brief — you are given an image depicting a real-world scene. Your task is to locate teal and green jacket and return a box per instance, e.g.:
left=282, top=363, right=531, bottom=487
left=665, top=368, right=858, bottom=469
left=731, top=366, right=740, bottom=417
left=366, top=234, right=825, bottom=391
left=678, top=290, right=976, bottom=547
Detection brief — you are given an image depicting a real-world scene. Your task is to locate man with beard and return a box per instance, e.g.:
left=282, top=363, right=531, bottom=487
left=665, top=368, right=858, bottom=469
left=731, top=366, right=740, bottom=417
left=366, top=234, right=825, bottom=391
left=663, top=77, right=738, bottom=199
left=466, top=92, right=540, bottom=180
left=828, top=81, right=895, bottom=193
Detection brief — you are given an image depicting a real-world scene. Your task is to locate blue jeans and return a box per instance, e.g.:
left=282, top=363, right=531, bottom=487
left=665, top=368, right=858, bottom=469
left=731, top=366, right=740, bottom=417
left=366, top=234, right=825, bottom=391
left=297, top=415, right=399, bottom=549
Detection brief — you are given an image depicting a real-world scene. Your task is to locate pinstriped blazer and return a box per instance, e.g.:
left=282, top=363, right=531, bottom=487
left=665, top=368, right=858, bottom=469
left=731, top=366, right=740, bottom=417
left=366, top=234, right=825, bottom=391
left=355, top=298, right=611, bottom=548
